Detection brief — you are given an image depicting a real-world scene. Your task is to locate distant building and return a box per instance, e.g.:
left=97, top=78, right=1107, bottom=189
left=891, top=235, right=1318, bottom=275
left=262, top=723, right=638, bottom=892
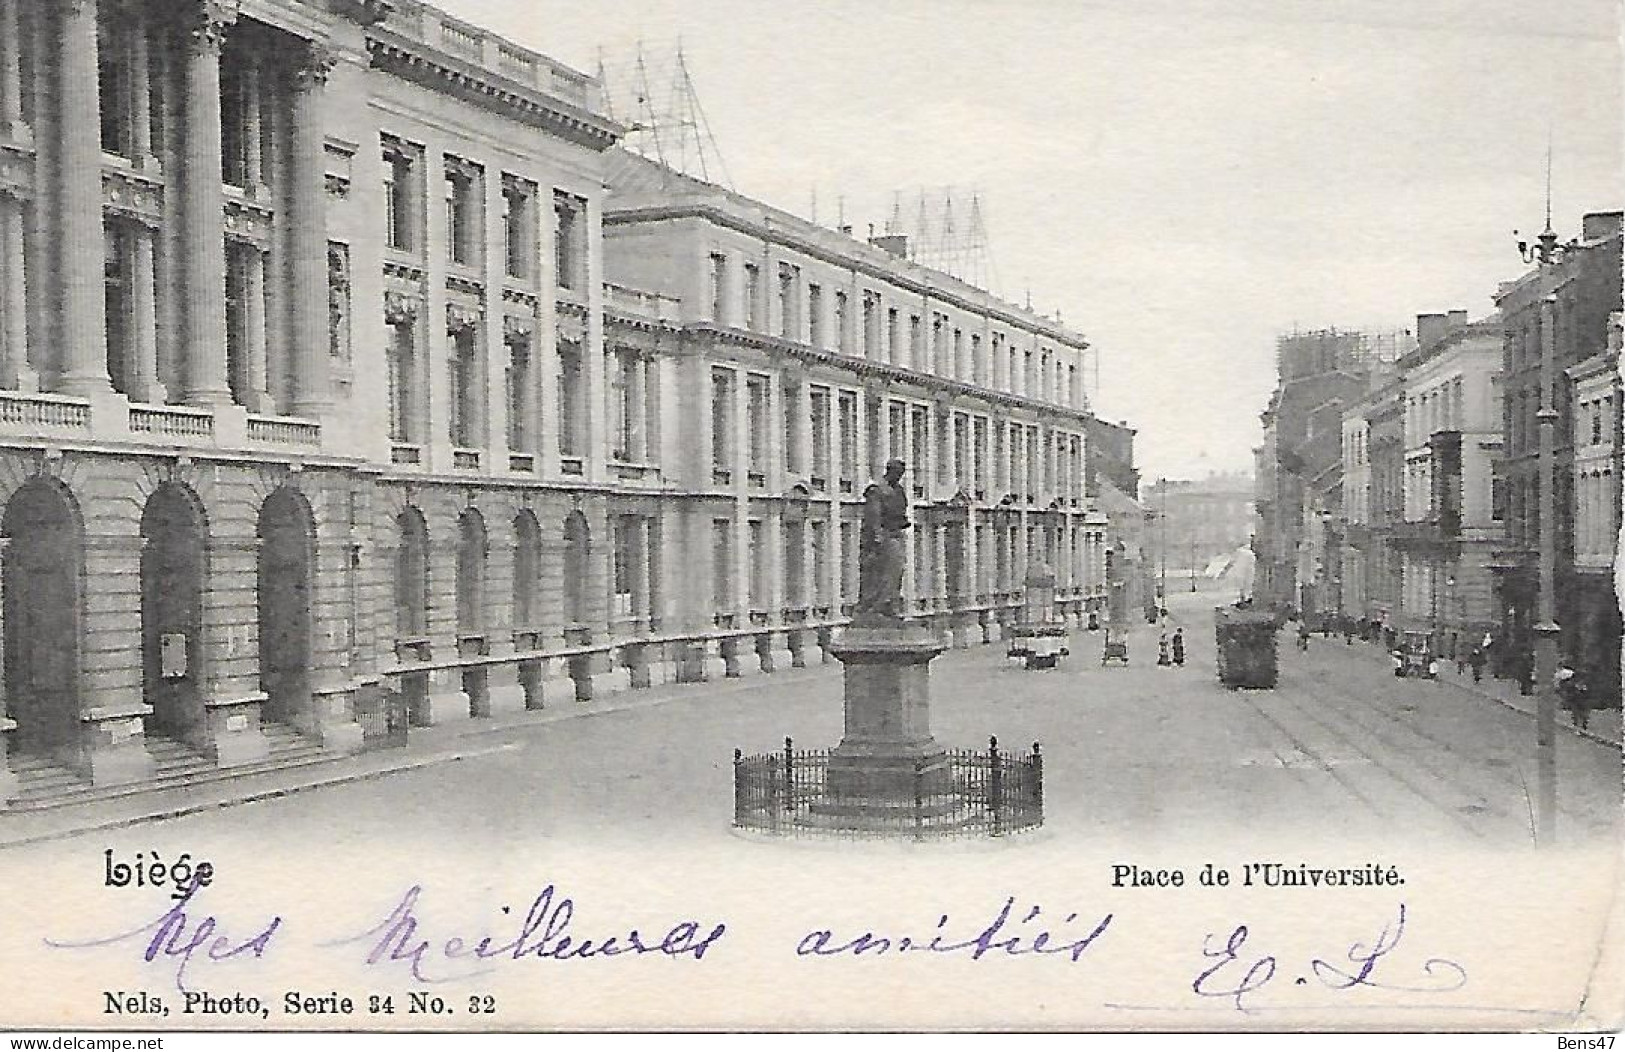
left=1254, top=328, right=1413, bottom=612
left=1144, top=472, right=1255, bottom=589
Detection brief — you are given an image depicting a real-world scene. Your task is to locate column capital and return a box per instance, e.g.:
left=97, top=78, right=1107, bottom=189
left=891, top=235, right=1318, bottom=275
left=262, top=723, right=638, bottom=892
left=384, top=291, right=420, bottom=326
left=176, top=0, right=238, bottom=55
left=292, top=41, right=340, bottom=90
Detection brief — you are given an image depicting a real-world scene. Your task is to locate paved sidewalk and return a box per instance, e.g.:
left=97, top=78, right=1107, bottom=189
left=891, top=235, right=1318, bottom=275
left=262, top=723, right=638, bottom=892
left=1333, top=636, right=1623, bottom=749
left=0, top=660, right=837, bottom=849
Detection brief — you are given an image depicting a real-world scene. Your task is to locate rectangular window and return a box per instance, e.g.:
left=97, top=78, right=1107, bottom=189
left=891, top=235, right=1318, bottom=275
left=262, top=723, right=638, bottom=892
left=810, top=520, right=829, bottom=606
left=383, top=137, right=420, bottom=253
left=808, top=283, right=823, bottom=347
left=888, top=401, right=907, bottom=464
left=971, top=334, right=985, bottom=385
left=444, top=161, right=482, bottom=267
left=887, top=307, right=900, bottom=364
left=103, top=221, right=134, bottom=397
left=834, top=291, right=849, bottom=352
left=863, top=292, right=879, bottom=358
left=612, top=515, right=638, bottom=618
left=554, top=191, right=582, bottom=290
left=502, top=177, right=534, bottom=280
left=610, top=348, right=640, bottom=462
left=713, top=519, right=734, bottom=609
left=744, top=264, right=761, bottom=330
left=448, top=318, right=481, bottom=447
left=952, top=414, right=968, bottom=489
left=505, top=333, right=531, bottom=452
left=778, top=262, right=800, bottom=338
left=911, top=405, right=929, bottom=492
left=748, top=519, right=767, bottom=609
left=385, top=302, right=417, bottom=442
left=838, top=391, right=859, bottom=483
left=909, top=314, right=922, bottom=371
left=784, top=519, right=805, bottom=608
left=711, top=367, right=735, bottom=476
left=810, top=387, right=832, bottom=479
left=98, top=25, right=132, bottom=159
left=746, top=375, right=770, bottom=477
left=972, top=417, right=988, bottom=494
left=782, top=377, right=802, bottom=475
left=709, top=253, right=728, bottom=322
left=953, top=328, right=965, bottom=380
left=557, top=340, right=583, bottom=457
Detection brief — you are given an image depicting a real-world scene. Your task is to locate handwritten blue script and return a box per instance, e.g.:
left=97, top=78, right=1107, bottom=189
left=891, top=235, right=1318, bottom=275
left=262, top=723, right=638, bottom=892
left=796, top=897, right=1114, bottom=961
left=45, top=882, right=281, bottom=993
left=1192, top=903, right=1466, bottom=1011
left=325, top=883, right=728, bottom=982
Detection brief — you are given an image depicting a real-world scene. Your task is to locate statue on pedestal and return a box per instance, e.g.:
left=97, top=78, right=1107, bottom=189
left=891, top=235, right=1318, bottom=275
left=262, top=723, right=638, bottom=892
left=855, top=458, right=910, bottom=620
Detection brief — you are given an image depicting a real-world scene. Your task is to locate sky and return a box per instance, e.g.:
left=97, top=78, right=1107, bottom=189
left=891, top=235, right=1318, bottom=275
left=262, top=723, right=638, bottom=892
left=431, top=0, right=1622, bottom=483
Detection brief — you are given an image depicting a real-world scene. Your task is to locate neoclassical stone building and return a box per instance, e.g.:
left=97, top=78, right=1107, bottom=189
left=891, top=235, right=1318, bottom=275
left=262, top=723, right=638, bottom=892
left=0, top=0, right=1117, bottom=807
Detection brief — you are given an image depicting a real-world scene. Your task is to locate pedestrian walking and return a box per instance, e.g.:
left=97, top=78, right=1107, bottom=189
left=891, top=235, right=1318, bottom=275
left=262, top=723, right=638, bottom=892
left=1158, top=631, right=1172, bottom=667
left=1469, top=645, right=1486, bottom=683
left=1558, top=663, right=1589, bottom=731
left=1171, top=627, right=1185, bottom=667
left=1297, top=623, right=1310, bottom=652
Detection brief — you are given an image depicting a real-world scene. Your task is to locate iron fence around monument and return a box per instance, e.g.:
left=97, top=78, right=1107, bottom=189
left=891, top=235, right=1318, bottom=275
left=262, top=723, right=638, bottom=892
left=732, top=736, right=1043, bottom=839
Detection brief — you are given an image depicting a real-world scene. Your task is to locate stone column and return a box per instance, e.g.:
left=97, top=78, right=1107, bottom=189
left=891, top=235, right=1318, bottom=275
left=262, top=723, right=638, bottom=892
left=57, top=0, right=110, bottom=396
left=179, top=1, right=234, bottom=406
left=289, top=43, right=334, bottom=419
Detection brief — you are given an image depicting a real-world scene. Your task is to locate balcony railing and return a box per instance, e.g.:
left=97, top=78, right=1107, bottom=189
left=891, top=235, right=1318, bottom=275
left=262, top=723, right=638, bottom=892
left=381, top=0, right=601, bottom=113
left=0, top=391, right=89, bottom=431
left=391, top=443, right=422, bottom=465
left=602, top=282, right=682, bottom=323
left=129, top=404, right=213, bottom=439
left=246, top=414, right=320, bottom=447
left=452, top=448, right=481, bottom=470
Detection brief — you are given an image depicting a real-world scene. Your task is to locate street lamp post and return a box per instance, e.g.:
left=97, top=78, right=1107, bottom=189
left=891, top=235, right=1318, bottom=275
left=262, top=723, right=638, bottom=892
left=1517, top=217, right=1572, bottom=847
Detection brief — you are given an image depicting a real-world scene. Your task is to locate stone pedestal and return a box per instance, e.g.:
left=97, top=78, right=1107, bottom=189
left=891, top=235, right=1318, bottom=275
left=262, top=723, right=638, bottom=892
left=817, top=618, right=952, bottom=817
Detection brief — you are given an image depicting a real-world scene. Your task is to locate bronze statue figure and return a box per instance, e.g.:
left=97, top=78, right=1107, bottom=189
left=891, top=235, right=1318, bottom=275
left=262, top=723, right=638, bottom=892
left=856, top=458, right=911, bottom=620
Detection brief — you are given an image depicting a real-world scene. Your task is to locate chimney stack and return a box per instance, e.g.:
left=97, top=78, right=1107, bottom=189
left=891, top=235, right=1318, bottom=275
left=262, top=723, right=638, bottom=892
left=1415, top=313, right=1448, bottom=348
left=1582, top=211, right=1623, bottom=241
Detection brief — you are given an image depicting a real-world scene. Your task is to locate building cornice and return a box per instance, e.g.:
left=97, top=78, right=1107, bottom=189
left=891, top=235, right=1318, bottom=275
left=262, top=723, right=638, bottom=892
left=683, top=322, right=1097, bottom=426
left=602, top=203, right=1090, bottom=351
left=365, top=30, right=621, bottom=152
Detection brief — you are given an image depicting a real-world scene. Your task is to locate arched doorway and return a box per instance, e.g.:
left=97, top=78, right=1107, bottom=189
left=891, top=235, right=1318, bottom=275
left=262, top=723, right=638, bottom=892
left=140, top=483, right=207, bottom=744
left=257, top=488, right=314, bottom=728
left=562, top=510, right=590, bottom=626
left=2, top=479, right=84, bottom=760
